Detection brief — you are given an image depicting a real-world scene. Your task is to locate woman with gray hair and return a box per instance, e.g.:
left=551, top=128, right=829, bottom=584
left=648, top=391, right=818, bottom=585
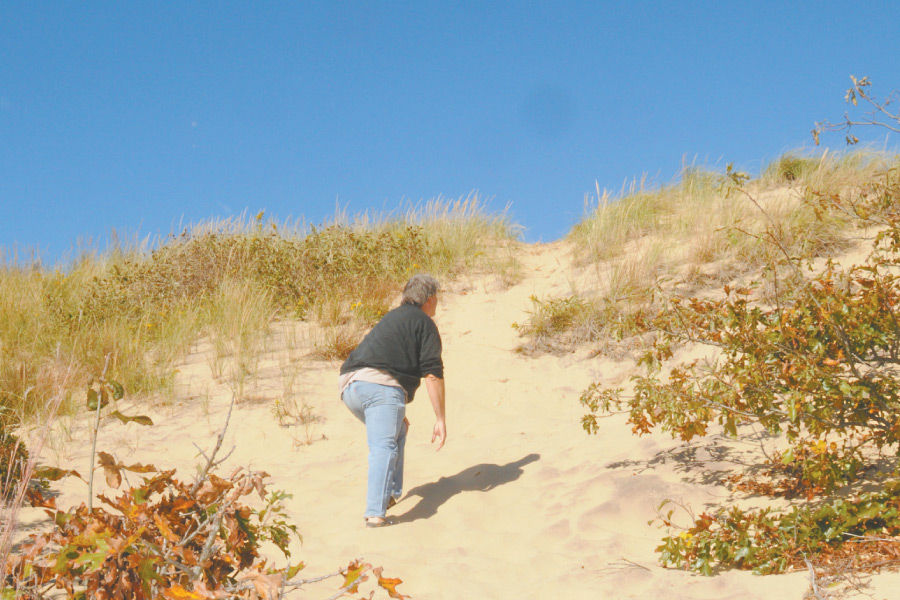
left=339, top=274, right=447, bottom=527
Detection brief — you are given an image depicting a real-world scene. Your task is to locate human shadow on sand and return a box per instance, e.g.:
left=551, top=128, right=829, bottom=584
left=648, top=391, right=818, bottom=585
left=394, top=453, right=540, bottom=524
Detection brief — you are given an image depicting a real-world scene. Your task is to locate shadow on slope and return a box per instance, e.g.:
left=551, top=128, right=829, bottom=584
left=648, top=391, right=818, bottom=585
left=395, top=453, right=540, bottom=524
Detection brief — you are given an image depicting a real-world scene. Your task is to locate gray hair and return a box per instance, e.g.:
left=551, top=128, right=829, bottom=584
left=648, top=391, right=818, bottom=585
left=401, top=273, right=440, bottom=307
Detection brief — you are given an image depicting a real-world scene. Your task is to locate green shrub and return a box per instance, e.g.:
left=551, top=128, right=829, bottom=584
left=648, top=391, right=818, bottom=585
left=656, top=482, right=900, bottom=575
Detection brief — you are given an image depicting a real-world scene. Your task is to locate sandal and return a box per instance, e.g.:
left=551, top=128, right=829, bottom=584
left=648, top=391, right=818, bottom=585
left=366, top=517, right=392, bottom=528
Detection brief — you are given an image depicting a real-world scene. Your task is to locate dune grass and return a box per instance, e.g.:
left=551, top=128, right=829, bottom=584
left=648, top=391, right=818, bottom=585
left=515, top=149, right=900, bottom=355
left=0, top=196, right=519, bottom=426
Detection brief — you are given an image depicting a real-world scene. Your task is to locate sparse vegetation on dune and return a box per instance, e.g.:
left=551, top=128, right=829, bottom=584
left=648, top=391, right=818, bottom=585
left=516, top=148, right=900, bottom=356
left=0, top=195, right=518, bottom=426
left=570, top=78, right=900, bottom=585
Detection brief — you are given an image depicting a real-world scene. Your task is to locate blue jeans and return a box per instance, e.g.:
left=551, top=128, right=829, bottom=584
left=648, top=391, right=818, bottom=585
left=342, top=381, right=407, bottom=518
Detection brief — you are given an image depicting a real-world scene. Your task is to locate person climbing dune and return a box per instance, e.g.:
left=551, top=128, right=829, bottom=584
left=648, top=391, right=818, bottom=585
left=339, top=273, right=447, bottom=528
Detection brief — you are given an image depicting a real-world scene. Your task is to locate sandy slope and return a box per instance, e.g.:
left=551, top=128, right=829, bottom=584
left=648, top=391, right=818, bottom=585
left=23, top=241, right=896, bottom=599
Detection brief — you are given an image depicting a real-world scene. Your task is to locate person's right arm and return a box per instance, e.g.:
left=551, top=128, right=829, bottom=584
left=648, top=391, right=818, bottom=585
left=425, top=373, right=446, bottom=450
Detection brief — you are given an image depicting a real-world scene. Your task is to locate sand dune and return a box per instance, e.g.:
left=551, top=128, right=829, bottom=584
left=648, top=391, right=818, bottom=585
left=22, top=241, right=896, bottom=599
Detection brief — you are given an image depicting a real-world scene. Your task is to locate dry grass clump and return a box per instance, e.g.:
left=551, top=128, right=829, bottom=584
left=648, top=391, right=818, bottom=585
left=517, top=150, right=900, bottom=355
left=761, top=147, right=893, bottom=189
left=513, top=292, right=654, bottom=357
left=0, top=197, right=518, bottom=424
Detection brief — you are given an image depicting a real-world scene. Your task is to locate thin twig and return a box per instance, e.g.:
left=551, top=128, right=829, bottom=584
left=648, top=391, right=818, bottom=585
left=844, top=532, right=900, bottom=543
left=285, top=568, right=344, bottom=586
left=88, top=354, right=111, bottom=513
left=612, top=557, right=651, bottom=572
left=190, top=394, right=236, bottom=497
left=805, top=558, right=826, bottom=600
left=193, top=508, right=225, bottom=579
left=323, top=582, right=361, bottom=600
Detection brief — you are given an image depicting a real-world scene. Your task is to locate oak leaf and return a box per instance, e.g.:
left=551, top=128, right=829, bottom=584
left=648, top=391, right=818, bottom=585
left=236, top=570, right=283, bottom=599
left=197, top=474, right=232, bottom=504
left=26, top=486, right=57, bottom=510
left=161, top=584, right=203, bottom=599
left=285, top=560, right=305, bottom=579
left=32, top=466, right=83, bottom=482
left=373, top=566, right=409, bottom=599
left=97, top=451, right=122, bottom=488
left=122, top=462, right=158, bottom=474
left=342, top=560, right=371, bottom=593
left=153, top=513, right=181, bottom=543
left=108, top=410, right=154, bottom=426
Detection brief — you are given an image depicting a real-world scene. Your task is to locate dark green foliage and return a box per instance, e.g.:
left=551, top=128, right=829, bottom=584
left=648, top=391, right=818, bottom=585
left=0, top=430, right=28, bottom=493
left=82, top=224, right=433, bottom=322
left=657, top=481, right=900, bottom=575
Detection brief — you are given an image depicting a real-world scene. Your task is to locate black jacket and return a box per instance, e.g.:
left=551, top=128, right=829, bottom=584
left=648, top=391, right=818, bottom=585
left=340, top=304, right=443, bottom=402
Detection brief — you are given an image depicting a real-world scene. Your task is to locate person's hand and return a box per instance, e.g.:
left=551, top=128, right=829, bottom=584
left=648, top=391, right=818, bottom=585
left=403, top=417, right=410, bottom=430
left=432, top=419, right=446, bottom=451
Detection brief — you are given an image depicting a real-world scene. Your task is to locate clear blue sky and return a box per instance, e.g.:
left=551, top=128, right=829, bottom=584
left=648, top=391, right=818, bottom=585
left=2, top=2, right=899, bottom=263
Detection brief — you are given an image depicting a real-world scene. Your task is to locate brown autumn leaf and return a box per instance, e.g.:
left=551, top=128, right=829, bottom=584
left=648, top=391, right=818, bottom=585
left=190, top=581, right=231, bottom=599
left=196, top=474, right=232, bottom=504
left=122, top=462, right=158, bottom=474
left=153, top=513, right=181, bottom=543
left=32, top=466, right=83, bottom=482
left=108, top=410, right=154, bottom=426
left=236, top=570, right=283, bottom=600
left=26, top=486, right=57, bottom=510
left=172, top=497, right=196, bottom=512
left=142, top=469, right=176, bottom=494
left=97, top=451, right=122, bottom=488
left=250, top=471, right=269, bottom=499
left=20, top=534, right=50, bottom=561
left=225, top=512, right=242, bottom=547
left=178, top=546, right=199, bottom=567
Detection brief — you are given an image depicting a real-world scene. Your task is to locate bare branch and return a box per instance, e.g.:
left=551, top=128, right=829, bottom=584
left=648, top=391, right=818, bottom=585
left=805, top=558, right=826, bottom=600
left=190, top=394, right=236, bottom=497
left=193, top=508, right=225, bottom=579
left=844, top=532, right=900, bottom=543
left=813, top=77, right=900, bottom=144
